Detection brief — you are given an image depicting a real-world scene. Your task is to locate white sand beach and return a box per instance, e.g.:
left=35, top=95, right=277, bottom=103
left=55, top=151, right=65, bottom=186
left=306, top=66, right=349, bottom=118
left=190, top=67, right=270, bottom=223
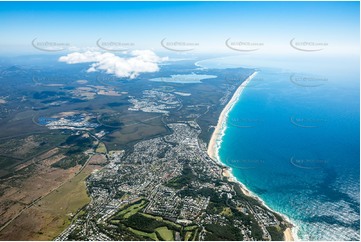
left=207, top=71, right=297, bottom=241
left=284, top=228, right=294, bottom=241
left=207, top=71, right=258, bottom=160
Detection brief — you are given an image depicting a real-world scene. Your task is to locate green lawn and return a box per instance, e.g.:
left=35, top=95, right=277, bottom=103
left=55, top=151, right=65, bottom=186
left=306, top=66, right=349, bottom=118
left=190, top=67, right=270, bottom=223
left=184, top=225, right=198, bottom=231
left=95, top=142, right=107, bottom=154
left=185, top=231, right=193, bottom=241
left=192, top=229, right=199, bottom=241
left=128, top=227, right=159, bottom=241
left=155, top=226, right=174, bottom=241
left=116, top=200, right=147, bottom=219
left=139, top=213, right=182, bottom=230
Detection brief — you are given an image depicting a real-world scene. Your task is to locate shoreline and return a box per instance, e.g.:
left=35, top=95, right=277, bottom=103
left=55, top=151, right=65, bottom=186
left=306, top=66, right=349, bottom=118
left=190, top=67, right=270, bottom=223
left=207, top=71, right=257, bottom=161
left=207, top=71, right=297, bottom=241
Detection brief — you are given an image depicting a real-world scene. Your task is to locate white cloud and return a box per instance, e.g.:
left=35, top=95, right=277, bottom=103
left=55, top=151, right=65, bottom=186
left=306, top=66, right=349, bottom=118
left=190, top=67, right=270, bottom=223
left=59, top=50, right=168, bottom=79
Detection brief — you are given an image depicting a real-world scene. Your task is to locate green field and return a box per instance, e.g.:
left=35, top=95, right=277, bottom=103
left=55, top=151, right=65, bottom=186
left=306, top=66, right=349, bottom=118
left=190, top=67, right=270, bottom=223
left=192, top=229, right=199, bottom=241
left=185, top=231, right=193, bottom=241
left=184, top=226, right=198, bottom=241
left=95, top=142, right=107, bottom=154
left=220, top=207, right=233, bottom=217
left=109, top=200, right=200, bottom=241
left=155, top=226, right=174, bottom=241
left=116, top=200, right=147, bottom=219
left=184, top=225, right=198, bottom=231
left=139, top=213, right=182, bottom=230
left=128, top=227, right=159, bottom=241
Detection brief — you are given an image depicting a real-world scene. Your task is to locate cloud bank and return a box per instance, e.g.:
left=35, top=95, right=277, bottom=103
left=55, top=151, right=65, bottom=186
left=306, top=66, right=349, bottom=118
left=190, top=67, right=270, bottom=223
left=59, top=50, right=167, bottom=79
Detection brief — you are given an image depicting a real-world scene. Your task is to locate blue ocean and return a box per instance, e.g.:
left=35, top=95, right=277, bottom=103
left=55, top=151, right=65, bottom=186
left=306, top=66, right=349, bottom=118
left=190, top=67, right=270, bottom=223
left=199, top=55, right=360, bottom=240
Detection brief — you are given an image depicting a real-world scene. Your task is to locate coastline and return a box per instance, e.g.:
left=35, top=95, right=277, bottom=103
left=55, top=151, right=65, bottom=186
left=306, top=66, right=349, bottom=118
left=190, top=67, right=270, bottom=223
left=207, top=71, right=257, bottom=161
left=207, top=71, right=297, bottom=241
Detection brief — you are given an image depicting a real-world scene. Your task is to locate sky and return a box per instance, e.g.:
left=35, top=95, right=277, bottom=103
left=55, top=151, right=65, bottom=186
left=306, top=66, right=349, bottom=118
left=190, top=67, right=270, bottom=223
left=0, top=1, right=359, bottom=56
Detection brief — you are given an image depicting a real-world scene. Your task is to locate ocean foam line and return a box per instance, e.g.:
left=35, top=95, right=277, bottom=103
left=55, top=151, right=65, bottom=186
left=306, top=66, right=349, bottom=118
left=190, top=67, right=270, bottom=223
left=207, top=71, right=299, bottom=241
left=207, top=71, right=257, bottom=161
